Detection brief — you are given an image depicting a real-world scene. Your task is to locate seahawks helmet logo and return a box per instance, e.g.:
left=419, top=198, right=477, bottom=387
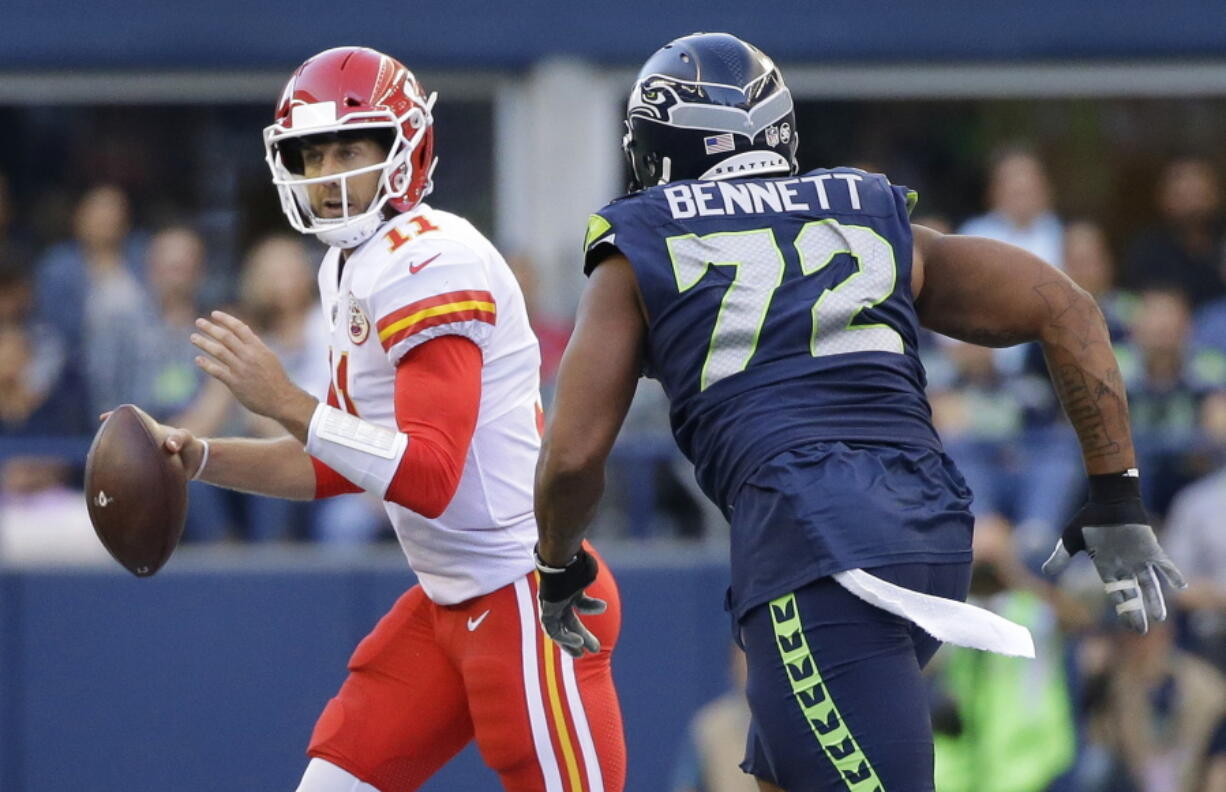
left=627, top=72, right=794, bottom=143
left=621, top=34, right=799, bottom=190
left=628, top=80, right=684, bottom=123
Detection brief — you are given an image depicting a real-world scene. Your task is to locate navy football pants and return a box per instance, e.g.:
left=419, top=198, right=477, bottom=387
left=739, top=562, right=971, bottom=792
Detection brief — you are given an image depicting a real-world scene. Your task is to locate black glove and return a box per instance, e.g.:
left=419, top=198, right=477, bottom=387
left=534, top=545, right=606, bottom=658
left=1042, top=471, right=1186, bottom=634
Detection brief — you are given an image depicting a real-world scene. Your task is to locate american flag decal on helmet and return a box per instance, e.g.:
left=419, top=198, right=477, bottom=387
left=703, top=133, right=735, bottom=155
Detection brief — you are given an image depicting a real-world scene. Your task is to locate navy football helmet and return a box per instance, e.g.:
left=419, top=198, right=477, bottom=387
left=623, top=33, right=798, bottom=191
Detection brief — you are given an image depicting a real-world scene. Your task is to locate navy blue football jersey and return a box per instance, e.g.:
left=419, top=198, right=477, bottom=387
left=583, top=168, right=942, bottom=513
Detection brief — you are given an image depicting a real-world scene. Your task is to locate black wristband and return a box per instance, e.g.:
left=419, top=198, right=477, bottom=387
left=1087, top=470, right=1142, bottom=504
left=534, top=544, right=577, bottom=573
left=534, top=545, right=597, bottom=602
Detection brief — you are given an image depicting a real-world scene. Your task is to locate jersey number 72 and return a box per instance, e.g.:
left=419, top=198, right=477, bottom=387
left=667, top=219, right=904, bottom=391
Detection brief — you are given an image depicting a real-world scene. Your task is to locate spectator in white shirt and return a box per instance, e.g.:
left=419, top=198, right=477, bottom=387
left=959, top=145, right=1064, bottom=270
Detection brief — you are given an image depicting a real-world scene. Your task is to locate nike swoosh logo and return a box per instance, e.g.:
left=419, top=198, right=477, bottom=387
left=409, top=253, right=442, bottom=274
left=467, top=609, right=491, bottom=632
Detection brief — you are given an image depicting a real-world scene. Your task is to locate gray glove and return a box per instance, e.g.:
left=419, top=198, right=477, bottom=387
left=534, top=546, right=606, bottom=658
left=1042, top=473, right=1186, bottom=634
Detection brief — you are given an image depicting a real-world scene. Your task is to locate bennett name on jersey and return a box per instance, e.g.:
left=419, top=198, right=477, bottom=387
left=663, top=172, right=870, bottom=219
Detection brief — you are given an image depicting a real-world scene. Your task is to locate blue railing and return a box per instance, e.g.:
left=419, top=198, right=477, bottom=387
left=2, top=0, right=1225, bottom=70
left=0, top=437, right=92, bottom=462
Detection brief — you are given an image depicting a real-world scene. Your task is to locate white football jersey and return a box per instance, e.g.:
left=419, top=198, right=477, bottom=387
left=316, top=205, right=541, bottom=604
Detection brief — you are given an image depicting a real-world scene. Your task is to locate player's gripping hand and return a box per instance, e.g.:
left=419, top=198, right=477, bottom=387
left=1042, top=471, right=1186, bottom=634
left=534, top=546, right=606, bottom=658
left=98, top=406, right=206, bottom=479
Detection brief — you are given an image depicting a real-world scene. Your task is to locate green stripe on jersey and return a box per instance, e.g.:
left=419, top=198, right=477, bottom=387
left=769, top=593, right=884, bottom=791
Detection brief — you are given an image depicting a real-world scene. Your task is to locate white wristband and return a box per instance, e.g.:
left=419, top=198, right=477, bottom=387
left=305, top=403, right=408, bottom=496
left=191, top=438, right=210, bottom=481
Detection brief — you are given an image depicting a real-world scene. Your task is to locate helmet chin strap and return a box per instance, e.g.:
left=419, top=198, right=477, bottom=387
left=316, top=212, right=382, bottom=249
left=311, top=174, right=383, bottom=249
left=700, top=151, right=791, bottom=181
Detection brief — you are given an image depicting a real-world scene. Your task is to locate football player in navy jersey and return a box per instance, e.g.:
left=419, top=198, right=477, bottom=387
left=532, top=32, right=1185, bottom=792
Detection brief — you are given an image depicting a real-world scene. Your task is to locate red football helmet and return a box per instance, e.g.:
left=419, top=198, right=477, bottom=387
left=263, top=46, right=437, bottom=248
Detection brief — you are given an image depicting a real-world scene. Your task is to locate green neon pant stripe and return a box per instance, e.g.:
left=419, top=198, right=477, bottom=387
left=769, top=592, right=884, bottom=791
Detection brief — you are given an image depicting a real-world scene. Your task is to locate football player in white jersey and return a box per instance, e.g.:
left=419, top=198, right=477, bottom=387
left=136, top=47, right=626, bottom=792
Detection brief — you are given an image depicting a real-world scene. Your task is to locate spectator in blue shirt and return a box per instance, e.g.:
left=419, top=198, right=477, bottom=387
left=34, top=184, right=148, bottom=415
left=0, top=260, right=83, bottom=439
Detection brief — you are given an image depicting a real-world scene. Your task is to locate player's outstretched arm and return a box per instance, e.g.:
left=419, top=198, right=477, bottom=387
left=101, top=405, right=321, bottom=500
left=913, top=225, right=1132, bottom=473
left=913, top=225, right=1185, bottom=633
left=535, top=253, right=644, bottom=656
left=185, top=434, right=320, bottom=499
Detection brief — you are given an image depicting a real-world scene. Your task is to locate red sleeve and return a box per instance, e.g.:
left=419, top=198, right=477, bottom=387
left=311, top=455, right=362, bottom=499
left=384, top=335, right=483, bottom=517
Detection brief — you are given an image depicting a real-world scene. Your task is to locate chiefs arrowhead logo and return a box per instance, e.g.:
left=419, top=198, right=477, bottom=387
left=348, top=296, right=370, bottom=345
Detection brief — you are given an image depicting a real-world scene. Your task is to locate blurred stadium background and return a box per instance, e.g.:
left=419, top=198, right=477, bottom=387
left=4, top=2, right=1226, bottom=790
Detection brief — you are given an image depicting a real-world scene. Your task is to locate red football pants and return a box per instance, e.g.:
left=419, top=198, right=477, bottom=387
left=307, top=554, right=625, bottom=792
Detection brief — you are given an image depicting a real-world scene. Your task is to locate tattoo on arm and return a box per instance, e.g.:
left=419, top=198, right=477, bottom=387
left=1038, top=278, right=1134, bottom=469
left=916, top=231, right=1135, bottom=472
left=1053, top=364, right=1122, bottom=460
left=1035, top=280, right=1095, bottom=351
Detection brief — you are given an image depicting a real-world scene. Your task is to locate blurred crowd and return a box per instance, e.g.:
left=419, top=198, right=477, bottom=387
left=908, top=148, right=1226, bottom=792
left=4, top=143, right=1226, bottom=790
left=0, top=176, right=392, bottom=550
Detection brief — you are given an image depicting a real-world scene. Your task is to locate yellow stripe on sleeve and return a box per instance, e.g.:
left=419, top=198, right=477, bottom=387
left=376, top=300, right=496, bottom=343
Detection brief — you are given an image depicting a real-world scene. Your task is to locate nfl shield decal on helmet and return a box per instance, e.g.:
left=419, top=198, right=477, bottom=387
left=348, top=296, right=370, bottom=344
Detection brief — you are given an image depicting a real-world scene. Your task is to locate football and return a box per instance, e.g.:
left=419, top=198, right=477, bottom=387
left=84, top=404, right=188, bottom=577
